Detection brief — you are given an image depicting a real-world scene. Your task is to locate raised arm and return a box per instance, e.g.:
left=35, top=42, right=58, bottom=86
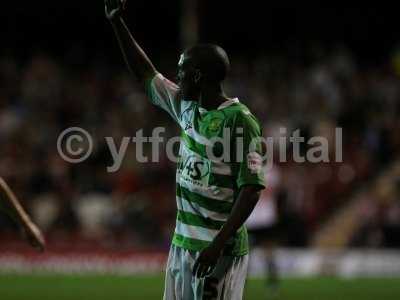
left=105, top=0, right=158, bottom=84
left=0, top=177, right=45, bottom=252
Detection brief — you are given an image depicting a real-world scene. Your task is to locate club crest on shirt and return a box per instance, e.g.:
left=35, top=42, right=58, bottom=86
left=208, top=118, right=223, bottom=132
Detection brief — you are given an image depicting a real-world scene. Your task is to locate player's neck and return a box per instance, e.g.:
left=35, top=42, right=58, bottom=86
left=198, top=84, right=228, bottom=111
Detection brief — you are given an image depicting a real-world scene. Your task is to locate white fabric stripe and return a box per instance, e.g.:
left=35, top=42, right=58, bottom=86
left=180, top=143, right=232, bottom=176
left=151, top=74, right=180, bottom=123
left=183, top=127, right=214, bottom=146
left=176, top=196, right=229, bottom=222
left=177, top=174, right=234, bottom=202
left=175, top=220, right=218, bottom=242
left=217, top=97, right=240, bottom=110
left=211, top=162, right=232, bottom=176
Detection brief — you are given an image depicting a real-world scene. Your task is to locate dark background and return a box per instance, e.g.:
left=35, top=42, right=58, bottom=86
left=1, top=1, right=400, bottom=252
left=1, top=1, right=398, bottom=65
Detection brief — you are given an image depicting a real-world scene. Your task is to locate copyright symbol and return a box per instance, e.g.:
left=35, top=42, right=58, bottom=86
left=57, top=127, right=93, bottom=163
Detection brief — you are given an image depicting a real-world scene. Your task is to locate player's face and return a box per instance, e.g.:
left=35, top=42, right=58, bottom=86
left=177, top=53, right=200, bottom=98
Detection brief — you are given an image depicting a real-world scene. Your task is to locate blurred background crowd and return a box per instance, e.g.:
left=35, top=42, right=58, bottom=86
left=1, top=4, right=400, bottom=300
left=1, top=2, right=400, bottom=256
left=1, top=43, right=400, bottom=251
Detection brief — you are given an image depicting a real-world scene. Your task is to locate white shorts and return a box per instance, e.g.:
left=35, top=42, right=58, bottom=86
left=163, top=245, right=249, bottom=300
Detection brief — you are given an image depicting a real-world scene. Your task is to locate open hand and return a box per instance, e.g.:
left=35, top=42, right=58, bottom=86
left=193, top=243, right=223, bottom=278
left=22, top=221, right=46, bottom=252
left=105, top=0, right=126, bottom=21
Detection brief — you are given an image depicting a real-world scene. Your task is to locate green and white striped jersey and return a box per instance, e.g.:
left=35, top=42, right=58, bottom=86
left=146, top=73, right=265, bottom=256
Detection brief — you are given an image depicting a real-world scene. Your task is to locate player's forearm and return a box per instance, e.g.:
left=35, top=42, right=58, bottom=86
left=0, top=178, right=31, bottom=227
left=110, top=17, right=157, bottom=83
left=212, top=185, right=262, bottom=249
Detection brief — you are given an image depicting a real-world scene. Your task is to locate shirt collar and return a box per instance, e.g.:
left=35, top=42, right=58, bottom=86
left=198, top=98, right=239, bottom=115
left=217, top=97, right=240, bottom=110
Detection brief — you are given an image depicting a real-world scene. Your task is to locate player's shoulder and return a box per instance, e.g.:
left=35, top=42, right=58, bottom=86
left=224, top=101, right=248, bottom=116
left=227, top=102, right=261, bottom=126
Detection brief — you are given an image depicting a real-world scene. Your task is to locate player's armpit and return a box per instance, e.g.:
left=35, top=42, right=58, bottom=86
left=145, top=73, right=183, bottom=124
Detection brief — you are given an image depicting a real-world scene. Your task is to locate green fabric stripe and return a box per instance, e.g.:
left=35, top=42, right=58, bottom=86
left=172, top=232, right=249, bottom=256
left=177, top=185, right=233, bottom=214
left=177, top=210, right=224, bottom=230
left=181, top=133, right=235, bottom=190
left=172, top=233, right=211, bottom=250
left=181, top=131, right=205, bottom=155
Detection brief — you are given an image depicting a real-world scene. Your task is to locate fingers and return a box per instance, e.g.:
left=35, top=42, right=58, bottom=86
left=193, top=259, right=200, bottom=277
left=203, top=265, right=214, bottom=277
left=197, top=264, right=207, bottom=278
left=193, top=259, right=207, bottom=278
left=200, top=265, right=212, bottom=278
left=121, top=0, right=127, bottom=9
left=105, top=0, right=114, bottom=7
left=30, top=238, right=45, bottom=253
left=105, top=0, right=123, bottom=11
left=105, top=0, right=120, bottom=20
left=33, top=231, right=46, bottom=252
left=193, top=259, right=214, bottom=278
left=25, top=223, right=46, bottom=252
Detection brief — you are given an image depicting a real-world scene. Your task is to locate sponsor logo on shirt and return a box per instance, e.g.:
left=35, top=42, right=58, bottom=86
left=178, top=154, right=210, bottom=188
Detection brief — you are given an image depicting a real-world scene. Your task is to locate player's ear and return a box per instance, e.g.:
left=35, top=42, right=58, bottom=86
left=194, top=69, right=202, bottom=84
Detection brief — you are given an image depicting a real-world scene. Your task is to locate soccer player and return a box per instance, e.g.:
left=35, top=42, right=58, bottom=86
left=0, top=177, right=45, bottom=252
left=105, top=1, right=265, bottom=299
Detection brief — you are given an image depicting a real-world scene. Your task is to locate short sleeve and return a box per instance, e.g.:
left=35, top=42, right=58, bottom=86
left=145, top=73, right=182, bottom=123
left=234, top=112, right=266, bottom=189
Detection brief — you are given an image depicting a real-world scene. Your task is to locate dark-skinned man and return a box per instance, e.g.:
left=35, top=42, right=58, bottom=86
left=105, top=1, right=266, bottom=299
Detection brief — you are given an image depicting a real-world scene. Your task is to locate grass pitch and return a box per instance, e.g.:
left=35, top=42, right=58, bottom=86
left=0, top=274, right=399, bottom=300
